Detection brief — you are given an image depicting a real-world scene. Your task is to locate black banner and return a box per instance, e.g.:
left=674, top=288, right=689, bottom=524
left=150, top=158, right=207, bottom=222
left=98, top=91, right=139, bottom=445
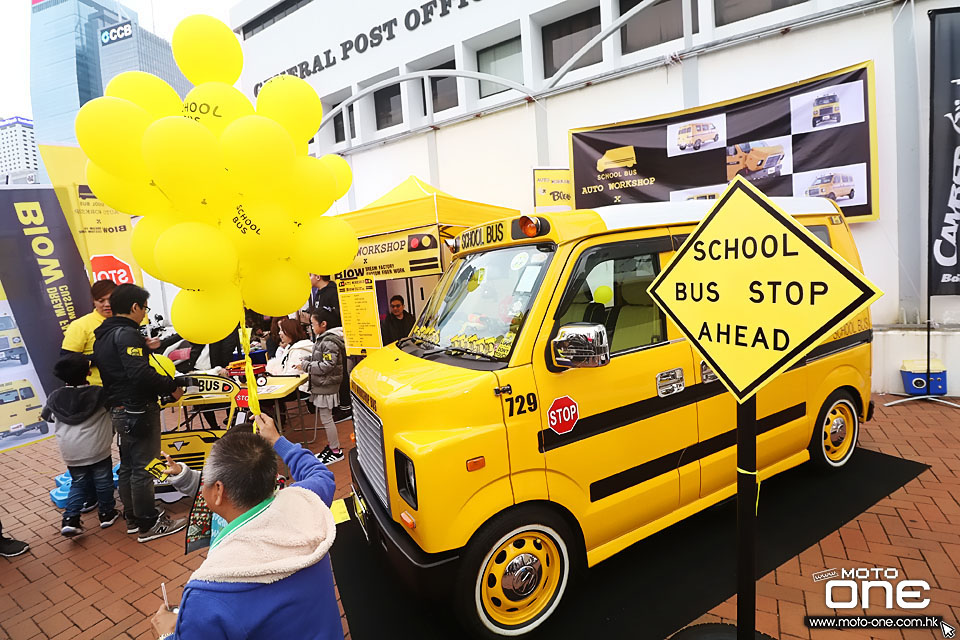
left=570, top=63, right=876, bottom=221
left=929, top=9, right=960, bottom=296
left=0, top=187, right=92, bottom=393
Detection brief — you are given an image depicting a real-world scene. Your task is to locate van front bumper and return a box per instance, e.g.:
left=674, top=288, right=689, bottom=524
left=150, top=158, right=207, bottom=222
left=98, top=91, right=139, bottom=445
left=348, top=448, right=460, bottom=598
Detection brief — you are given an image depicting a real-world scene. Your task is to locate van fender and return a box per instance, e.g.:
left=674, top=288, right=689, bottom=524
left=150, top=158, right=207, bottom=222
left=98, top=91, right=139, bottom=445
left=807, top=363, right=868, bottom=440
left=444, top=474, right=518, bottom=551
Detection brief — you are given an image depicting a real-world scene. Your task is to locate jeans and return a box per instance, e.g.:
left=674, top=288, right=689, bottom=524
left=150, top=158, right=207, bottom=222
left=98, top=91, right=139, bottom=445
left=114, top=405, right=161, bottom=531
left=65, top=456, right=116, bottom=518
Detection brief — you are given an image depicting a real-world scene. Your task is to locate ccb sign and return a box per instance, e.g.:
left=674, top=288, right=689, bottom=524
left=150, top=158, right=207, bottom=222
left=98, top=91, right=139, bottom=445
left=100, top=21, right=133, bottom=46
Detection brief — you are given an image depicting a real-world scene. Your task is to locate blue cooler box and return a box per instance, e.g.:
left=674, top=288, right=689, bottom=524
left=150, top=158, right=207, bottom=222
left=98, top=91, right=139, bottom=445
left=900, top=359, right=947, bottom=395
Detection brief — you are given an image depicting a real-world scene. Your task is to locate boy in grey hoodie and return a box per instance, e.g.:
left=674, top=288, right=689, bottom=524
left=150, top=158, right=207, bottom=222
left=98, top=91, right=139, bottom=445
left=42, top=353, right=119, bottom=536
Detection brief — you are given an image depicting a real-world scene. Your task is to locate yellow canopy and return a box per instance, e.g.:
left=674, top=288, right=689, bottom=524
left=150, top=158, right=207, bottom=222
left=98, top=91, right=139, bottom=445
left=337, top=175, right=518, bottom=238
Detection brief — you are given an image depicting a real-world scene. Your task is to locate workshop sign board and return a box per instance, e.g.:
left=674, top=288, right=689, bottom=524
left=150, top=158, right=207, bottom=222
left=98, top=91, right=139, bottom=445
left=570, top=62, right=878, bottom=222
left=335, top=225, right=442, bottom=280
left=648, top=177, right=882, bottom=402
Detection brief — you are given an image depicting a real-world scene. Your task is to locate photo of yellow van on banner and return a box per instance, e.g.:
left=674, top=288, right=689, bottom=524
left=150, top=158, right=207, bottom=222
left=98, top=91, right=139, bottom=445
left=570, top=62, right=878, bottom=222
left=335, top=224, right=442, bottom=280
left=533, top=168, right=574, bottom=213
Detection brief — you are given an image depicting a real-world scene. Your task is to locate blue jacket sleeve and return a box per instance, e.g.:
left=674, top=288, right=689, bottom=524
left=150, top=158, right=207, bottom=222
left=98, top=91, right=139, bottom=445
left=173, top=586, right=238, bottom=640
left=273, top=436, right=336, bottom=506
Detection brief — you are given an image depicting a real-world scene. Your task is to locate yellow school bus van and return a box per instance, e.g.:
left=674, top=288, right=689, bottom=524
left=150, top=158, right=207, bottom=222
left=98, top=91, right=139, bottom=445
left=726, top=141, right=784, bottom=182
left=686, top=192, right=720, bottom=201
left=595, top=145, right=637, bottom=172
left=0, top=380, right=47, bottom=439
left=677, top=121, right=719, bottom=150
left=348, top=198, right=873, bottom=638
left=813, top=92, right=841, bottom=127
left=0, top=316, right=28, bottom=365
left=806, top=173, right=855, bottom=201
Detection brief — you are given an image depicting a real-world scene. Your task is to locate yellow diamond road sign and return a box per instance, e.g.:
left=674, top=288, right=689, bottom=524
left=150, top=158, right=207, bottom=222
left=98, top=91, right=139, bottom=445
left=648, top=177, right=883, bottom=403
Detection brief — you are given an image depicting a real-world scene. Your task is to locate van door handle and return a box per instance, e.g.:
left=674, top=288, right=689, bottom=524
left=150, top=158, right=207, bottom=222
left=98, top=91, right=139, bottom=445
left=656, top=368, right=685, bottom=397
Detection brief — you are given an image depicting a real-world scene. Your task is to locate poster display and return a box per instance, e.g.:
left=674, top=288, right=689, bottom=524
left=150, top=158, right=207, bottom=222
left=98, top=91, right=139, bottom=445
left=928, top=9, right=960, bottom=295
left=570, top=62, right=878, bottom=221
left=39, top=145, right=142, bottom=286
left=533, top=168, right=574, bottom=213
left=337, top=278, right=383, bottom=356
left=335, top=225, right=442, bottom=280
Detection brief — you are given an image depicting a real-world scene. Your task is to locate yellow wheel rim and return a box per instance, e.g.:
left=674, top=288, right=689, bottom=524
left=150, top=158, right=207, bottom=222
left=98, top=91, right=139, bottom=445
left=822, top=401, right=855, bottom=462
left=479, top=529, right=563, bottom=628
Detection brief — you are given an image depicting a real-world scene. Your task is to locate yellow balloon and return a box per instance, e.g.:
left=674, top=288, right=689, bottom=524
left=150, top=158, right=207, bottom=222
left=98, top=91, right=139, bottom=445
left=220, top=115, right=296, bottom=193
left=75, top=97, right=152, bottom=180
left=291, top=216, right=359, bottom=275
left=218, top=197, right=290, bottom=256
left=319, top=154, right=352, bottom=200
left=183, top=82, right=255, bottom=138
left=285, top=156, right=336, bottom=220
left=142, top=116, right=223, bottom=206
left=594, top=285, right=614, bottom=305
left=172, top=15, right=243, bottom=86
left=240, top=259, right=311, bottom=317
left=155, top=222, right=238, bottom=289
left=171, top=287, right=243, bottom=344
left=131, top=214, right=176, bottom=279
left=105, top=71, right=183, bottom=120
left=86, top=161, right=171, bottom=215
left=256, top=75, right=323, bottom=147
left=149, top=354, right=177, bottom=377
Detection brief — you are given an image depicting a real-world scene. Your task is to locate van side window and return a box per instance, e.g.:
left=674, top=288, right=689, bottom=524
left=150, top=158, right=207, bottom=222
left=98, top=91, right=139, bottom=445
left=554, top=241, right=667, bottom=354
left=806, top=225, right=832, bottom=248
left=19, top=387, right=34, bottom=401
left=0, top=390, right=18, bottom=405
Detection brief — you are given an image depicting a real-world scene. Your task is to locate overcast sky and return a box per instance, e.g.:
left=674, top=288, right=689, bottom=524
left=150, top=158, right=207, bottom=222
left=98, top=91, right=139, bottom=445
left=0, top=1, right=233, bottom=119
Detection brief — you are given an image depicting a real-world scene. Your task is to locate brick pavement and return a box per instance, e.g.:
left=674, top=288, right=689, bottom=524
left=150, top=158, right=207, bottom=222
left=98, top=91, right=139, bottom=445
left=1, top=394, right=958, bottom=639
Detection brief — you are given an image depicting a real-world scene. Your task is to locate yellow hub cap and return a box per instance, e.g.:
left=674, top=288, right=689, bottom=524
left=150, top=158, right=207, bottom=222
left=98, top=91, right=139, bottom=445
left=823, top=402, right=855, bottom=462
left=480, top=530, right=562, bottom=627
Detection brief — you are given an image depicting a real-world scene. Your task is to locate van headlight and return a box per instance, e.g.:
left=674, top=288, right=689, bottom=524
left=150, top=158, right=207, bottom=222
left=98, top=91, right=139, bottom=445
left=395, top=450, right=418, bottom=509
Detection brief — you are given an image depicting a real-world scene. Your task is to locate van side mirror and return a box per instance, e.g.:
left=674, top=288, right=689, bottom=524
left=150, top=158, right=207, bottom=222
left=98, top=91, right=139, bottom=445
left=551, top=323, right=610, bottom=368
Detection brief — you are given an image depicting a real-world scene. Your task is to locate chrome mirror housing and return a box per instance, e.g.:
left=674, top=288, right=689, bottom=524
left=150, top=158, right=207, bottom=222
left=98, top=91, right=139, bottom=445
left=552, top=323, right=610, bottom=368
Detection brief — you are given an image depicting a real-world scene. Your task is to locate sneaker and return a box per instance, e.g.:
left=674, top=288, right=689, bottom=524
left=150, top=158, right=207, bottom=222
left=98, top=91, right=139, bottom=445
left=99, top=509, right=120, bottom=529
left=61, top=516, right=83, bottom=537
left=138, top=512, right=187, bottom=543
left=0, top=535, right=29, bottom=557
left=80, top=500, right=98, bottom=514
left=316, top=446, right=345, bottom=465
left=332, top=406, right=352, bottom=423
left=126, top=522, right=139, bottom=534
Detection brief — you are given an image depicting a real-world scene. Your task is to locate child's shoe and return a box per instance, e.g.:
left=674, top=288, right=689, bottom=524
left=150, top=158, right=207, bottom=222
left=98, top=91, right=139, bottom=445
left=60, top=515, right=83, bottom=537
left=99, top=509, right=120, bottom=529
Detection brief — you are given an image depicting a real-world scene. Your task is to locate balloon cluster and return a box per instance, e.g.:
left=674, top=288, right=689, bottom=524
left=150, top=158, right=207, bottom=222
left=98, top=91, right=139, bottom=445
left=75, top=15, right=359, bottom=344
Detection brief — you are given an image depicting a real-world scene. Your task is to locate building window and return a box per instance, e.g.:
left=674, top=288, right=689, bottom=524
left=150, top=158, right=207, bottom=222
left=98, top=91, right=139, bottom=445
left=620, top=0, right=698, bottom=54
left=420, top=60, right=458, bottom=116
left=241, top=0, right=314, bottom=39
left=714, top=0, right=808, bottom=26
left=542, top=7, right=602, bottom=79
left=333, top=104, right=356, bottom=143
left=477, top=37, right=523, bottom=98
left=374, top=84, right=403, bottom=130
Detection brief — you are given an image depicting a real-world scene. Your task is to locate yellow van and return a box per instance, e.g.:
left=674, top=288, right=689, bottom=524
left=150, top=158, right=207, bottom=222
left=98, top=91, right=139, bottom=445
left=813, top=93, right=841, bottom=127
left=347, top=198, right=873, bottom=637
left=806, top=173, right=855, bottom=201
left=685, top=192, right=720, bottom=201
left=0, top=315, right=28, bottom=365
left=595, top=145, right=637, bottom=172
left=726, top=141, right=784, bottom=182
left=0, top=380, right=47, bottom=439
left=677, top=121, right=719, bottom=151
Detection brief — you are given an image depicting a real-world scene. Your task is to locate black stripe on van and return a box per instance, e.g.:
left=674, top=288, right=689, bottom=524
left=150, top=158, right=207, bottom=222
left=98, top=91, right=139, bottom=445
left=589, top=402, right=806, bottom=502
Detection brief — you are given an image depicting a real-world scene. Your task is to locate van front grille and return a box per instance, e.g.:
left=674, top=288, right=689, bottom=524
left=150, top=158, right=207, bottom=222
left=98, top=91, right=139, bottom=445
left=820, top=106, right=834, bottom=115
left=352, top=392, right=389, bottom=510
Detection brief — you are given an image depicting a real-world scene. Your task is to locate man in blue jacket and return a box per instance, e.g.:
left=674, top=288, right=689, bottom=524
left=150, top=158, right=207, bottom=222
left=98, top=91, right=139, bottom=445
left=150, top=414, right=340, bottom=640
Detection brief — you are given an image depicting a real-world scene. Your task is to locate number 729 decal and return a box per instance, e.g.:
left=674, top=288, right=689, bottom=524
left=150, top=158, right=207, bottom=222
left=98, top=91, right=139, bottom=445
left=505, top=393, right=538, bottom=417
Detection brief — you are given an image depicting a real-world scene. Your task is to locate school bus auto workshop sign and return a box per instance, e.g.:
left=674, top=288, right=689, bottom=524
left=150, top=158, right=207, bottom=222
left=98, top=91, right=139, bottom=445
left=648, top=177, right=882, bottom=402
left=335, top=225, right=441, bottom=279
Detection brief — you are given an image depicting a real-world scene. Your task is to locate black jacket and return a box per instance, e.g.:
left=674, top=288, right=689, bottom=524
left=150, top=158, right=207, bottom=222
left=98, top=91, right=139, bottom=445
left=381, top=311, right=416, bottom=345
left=93, top=316, right=180, bottom=408
left=309, top=284, right=340, bottom=315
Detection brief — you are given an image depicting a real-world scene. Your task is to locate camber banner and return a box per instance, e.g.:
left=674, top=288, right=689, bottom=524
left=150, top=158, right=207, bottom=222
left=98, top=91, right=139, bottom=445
left=533, top=168, right=574, bottom=213
left=39, top=145, right=142, bottom=286
left=570, top=62, right=878, bottom=222
left=335, top=225, right=442, bottom=279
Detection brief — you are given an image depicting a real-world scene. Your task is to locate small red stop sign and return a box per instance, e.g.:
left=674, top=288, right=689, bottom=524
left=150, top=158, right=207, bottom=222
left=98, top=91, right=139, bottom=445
left=90, top=254, right=134, bottom=285
left=547, top=396, right=579, bottom=435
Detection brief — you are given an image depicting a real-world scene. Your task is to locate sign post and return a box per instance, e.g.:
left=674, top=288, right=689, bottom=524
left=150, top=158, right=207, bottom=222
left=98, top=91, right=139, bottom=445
left=649, top=176, right=881, bottom=638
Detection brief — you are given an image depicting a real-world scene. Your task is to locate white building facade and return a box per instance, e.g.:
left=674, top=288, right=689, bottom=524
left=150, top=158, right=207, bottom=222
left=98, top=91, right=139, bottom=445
left=230, top=0, right=960, bottom=395
left=0, top=117, right=39, bottom=183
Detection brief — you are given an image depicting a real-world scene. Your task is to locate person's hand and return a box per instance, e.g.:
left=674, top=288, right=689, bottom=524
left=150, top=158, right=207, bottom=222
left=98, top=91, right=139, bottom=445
left=160, top=451, right=182, bottom=476
left=171, top=388, right=184, bottom=400
left=151, top=604, right=177, bottom=636
left=255, top=413, right=281, bottom=445
left=145, top=337, right=161, bottom=350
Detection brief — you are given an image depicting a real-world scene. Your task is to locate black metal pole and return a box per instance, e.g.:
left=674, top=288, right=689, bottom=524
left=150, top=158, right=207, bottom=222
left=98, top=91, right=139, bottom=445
left=736, top=394, right=758, bottom=640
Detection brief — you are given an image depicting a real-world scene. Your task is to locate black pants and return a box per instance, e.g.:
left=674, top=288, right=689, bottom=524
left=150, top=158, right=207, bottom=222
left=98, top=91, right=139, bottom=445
left=113, top=406, right=161, bottom=531
left=338, top=357, right=350, bottom=408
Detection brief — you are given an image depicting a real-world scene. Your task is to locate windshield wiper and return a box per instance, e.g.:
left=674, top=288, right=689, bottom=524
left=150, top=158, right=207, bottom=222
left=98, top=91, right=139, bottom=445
left=442, top=347, right=500, bottom=361
left=397, top=335, right=435, bottom=349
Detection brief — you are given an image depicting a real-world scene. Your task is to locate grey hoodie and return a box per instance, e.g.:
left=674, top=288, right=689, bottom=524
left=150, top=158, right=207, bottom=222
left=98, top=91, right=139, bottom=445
left=41, top=386, right=113, bottom=467
left=306, top=327, right=345, bottom=396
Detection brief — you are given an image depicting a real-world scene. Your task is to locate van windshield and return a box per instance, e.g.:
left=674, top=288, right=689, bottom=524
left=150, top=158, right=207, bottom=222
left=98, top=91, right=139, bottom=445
left=411, top=244, right=554, bottom=362
left=0, top=390, right=19, bottom=405
left=811, top=175, right=833, bottom=185
left=815, top=95, right=837, bottom=105
left=0, top=317, right=13, bottom=330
